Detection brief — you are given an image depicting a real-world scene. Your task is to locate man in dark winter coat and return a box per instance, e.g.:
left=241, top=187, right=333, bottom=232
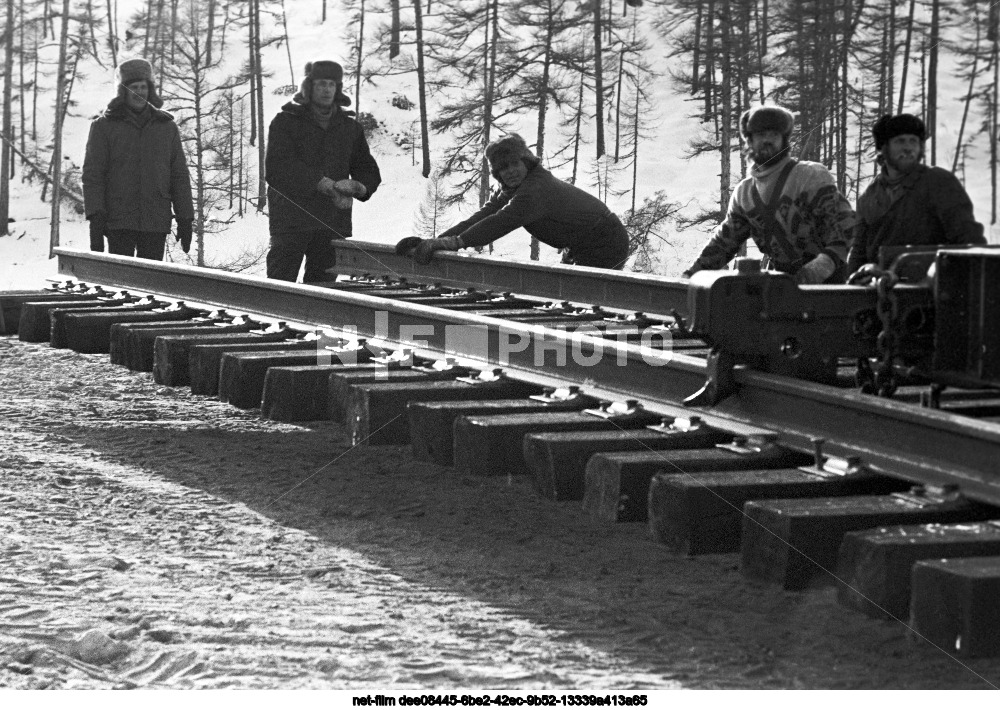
left=683, top=104, right=855, bottom=284
left=83, top=58, right=194, bottom=260
left=846, top=113, right=985, bottom=276
left=264, top=60, right=381, bottom=283
left=397, top=134, right=629, bottom=270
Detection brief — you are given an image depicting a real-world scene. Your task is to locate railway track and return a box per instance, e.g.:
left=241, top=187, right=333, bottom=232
left=4, top=243, right=1000, bottom=660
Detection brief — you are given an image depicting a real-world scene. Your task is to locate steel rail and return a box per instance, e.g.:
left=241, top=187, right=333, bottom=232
left=52, top=248, right=707, bottom=402
left=330, top=240, right=691, bottom=317
left=54, top=248, right=1000, bottom=507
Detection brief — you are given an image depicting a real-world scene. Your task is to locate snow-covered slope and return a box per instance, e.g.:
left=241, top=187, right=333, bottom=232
left=1, top=0, right=996, bottom=290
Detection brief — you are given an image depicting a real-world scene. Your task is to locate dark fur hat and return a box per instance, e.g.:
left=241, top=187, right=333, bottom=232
left=872, top=113, right=927, bottom=150
left=740, top=105, right=795, bottom=139
left=295, top=60, right=351, bottom=107
left=115, top=57, right=163, bottom=108
left=485, top=134, right=540, bottom=182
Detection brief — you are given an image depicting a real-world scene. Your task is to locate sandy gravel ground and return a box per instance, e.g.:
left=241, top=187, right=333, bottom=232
left=1, top=335, right=998, bottom=690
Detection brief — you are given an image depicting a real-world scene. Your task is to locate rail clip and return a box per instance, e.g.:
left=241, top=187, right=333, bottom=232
left=529, top=386, right=583, bottom=403
left=583, top=399, right=643, bottom=419
left=456, top=368, right=504, bottom=384
left=371, top=348, right=415, bottom=367
left=646, top=415, right=706, bottom=434
left=715, top=433, right=779, bottom=455
left=891, top=484, right=967, bottom=509
left=414, top=357, right=461, bottom=373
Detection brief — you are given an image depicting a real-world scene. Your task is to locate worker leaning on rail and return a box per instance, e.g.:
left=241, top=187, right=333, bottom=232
left=264, top=60, right=382, bottom=283
left=395, top=134, right=630, bottom=270
left=846, top=113, right=985, bottom=277
left=682, top=105, right=855, bottom=284
left=82, top=58, right=194, bottom=260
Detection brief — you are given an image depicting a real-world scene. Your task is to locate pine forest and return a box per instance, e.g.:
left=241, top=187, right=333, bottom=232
left=0, top=0, right=997, bottom=273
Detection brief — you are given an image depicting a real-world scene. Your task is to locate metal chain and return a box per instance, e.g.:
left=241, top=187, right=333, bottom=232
left=874, top=270, right=900, bottom=397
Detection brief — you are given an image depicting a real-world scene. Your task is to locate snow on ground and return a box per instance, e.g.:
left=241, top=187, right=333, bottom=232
left=2, top=0, right=998, bottom=292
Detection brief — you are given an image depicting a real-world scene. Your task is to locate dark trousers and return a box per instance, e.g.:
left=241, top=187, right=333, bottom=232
left=564, top=213, right=630, bottom=270
left=106, top=230, right=167, bottom=260
left=267, top=231, right=341, bottom=283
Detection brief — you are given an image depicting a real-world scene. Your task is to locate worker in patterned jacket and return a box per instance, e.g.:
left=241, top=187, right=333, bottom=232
left=264, top=60, right=381, bottom=283
left=682, top=105, right=855, bottom=284
left=83, top=58, right=194, bottom=259
left=846, top=113, right=984, bottom=277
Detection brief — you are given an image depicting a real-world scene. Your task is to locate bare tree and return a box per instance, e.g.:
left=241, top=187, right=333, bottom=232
left=249, top=0, right=265, bottom=210
left=592, top=0, right=604, bottom=157
left=105, top=0, right=118, bottom=66
left=951, top=0, right=981, bottom=174
left=413, top=0, right=430, bottom=176
left=897, top=0, right=916, bottom=113
left=163, top=2, right=248, bottom=265
left=413, top=169, right=446, bottom=237
left=927, top=0, right=940, bottom=164
left=1, top=0, right=14, bottom=236
left=49, top=0, right=71, bottom=256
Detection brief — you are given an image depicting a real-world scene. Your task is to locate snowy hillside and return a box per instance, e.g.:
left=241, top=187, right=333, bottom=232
left=1, top=0, right=997, bottom=291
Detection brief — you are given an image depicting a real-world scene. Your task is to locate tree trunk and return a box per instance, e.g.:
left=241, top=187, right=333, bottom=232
left=154, top=0, right=166, bottom=66
left=105, top=0, right=117, bottom=66
left=18, top=0, right=26, bottom=162
left=992, top=1, right=999, bottom=224
left=896, top=0, right=915, bottom=113
left=355, top=0, right=365, bottom=111
left=928, top=0, right=939, bottom=165
left=953, top=13, right=980, bottom=175
left=248, top=0, right=257, bottom=148
left=31, top=24, right=38, bottom=141
left=692, top=2, right=701, bottom=95
left=238, top=99, right=245, bottom=217
left=593, top=0, right=605, bottom=158
left=704, top=0, right=714, bottom=123
left=191, top=27, right=206, bottom=265
left=571, top=71, right=583, bottom=185
left=1, top=0, right=14, bottom=235
left=631, top=72, right=639, bottom=213
left=205, top=0, right=216, bottom=67
left=280, top=0, right=294, bottom=85
left=171, top=0, right=178, bottom=62
left=887, top=0, right=896, bottom=115
left=252, top=0, right=266, bottom=210
left=535, top=3, right=553, bottom=159
left=49, top=0, right=71, bottom=256
left=479, top=0, right=499, bottom=207
left=857, top=78, right=866, bottom=191
left=413, top=0, right=430, bottom=178
left=390, top=0, right=400, bottom=59
left=878, top=13, right=887, bottom=114
left=761, top=0, right=768, bottom=55
left=532, top=0, right=556, bottom=261
left=143, top=0, right=152, bottom=55
left=614, top=47, right=624, bottom=161
left=718, top=0, right=732, bottom=216
left=839, top=36, right=848, bottom=192
left=228, top=94, right=235, bottom=210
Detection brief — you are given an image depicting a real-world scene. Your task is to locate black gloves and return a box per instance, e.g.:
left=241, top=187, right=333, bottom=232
left=395, top=236, right=462, bottom=265
left=395, top=236, right=424, bottom=256
left=176, top=219, right=193, bottom=254
left=88, top=212, right=106, bottom=252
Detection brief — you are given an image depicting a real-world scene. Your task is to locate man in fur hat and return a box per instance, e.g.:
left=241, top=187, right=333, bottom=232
left=395, top=133, right=629, bottom=269
left=683, top=104, right=855, bottom=284
left=83, top=58, right=194, bottom=259
left=846, top=113, right=984, bottom=276
left=264, top=60, right=381, bottom=282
